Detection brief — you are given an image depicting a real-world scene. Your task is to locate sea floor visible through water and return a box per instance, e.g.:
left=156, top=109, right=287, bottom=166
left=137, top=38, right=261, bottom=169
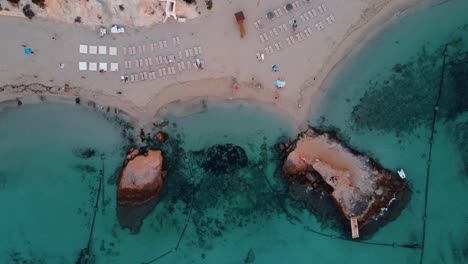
left=1, top=0, right=468, bottom=263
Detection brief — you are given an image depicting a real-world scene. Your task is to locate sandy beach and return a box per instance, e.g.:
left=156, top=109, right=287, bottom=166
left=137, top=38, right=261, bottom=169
left=0, top=0, right=426, bottom=129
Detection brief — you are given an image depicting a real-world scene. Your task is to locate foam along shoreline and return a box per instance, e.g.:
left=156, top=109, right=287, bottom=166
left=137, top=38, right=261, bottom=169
left=0, top=85, right=298, bottom=137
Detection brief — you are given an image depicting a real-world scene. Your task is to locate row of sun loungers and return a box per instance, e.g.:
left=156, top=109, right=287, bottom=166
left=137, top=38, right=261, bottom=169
left=123, top=38, right=182, bottom=56
left=123, top=47, right=203, bottom=69
left=285, top=27, right=314, bottom=45
left=125, top=60, right=203, bottom=83
left=78, top=62, right=119, bottom=72
left=253, top=1, right=329, bottom=30
left=79, top=45, right=117, bottom=55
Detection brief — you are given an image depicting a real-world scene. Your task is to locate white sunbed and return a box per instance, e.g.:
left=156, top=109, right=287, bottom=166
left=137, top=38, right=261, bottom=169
left=89, top=62, right=97, bottom=71
left=79, top=45, right=88, bottom=54
left=99, top=62, right=108, bottom=71
left=98, top=46, right=107, bottom=55
left=78, top=62, right=87, bottom=71
left=89, top=46, right=98, bottom=55
left=109, top=47, right=117, bottom=56
left=110, top=63, right=119, bottom=72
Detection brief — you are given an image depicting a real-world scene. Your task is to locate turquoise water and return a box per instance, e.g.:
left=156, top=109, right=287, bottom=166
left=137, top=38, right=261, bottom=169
left=310, top=0, right=468, bottom=263
left=1, top=1, right=468, bottom=263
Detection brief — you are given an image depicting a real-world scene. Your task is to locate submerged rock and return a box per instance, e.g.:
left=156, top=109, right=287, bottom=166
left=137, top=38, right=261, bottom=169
left=117, top=149, right=167, bottom=205
left=156, top=131, right=168, bottom=143
left=282, top=128, right=407, bottom=237
left=198, top=144, right=248, bottom=175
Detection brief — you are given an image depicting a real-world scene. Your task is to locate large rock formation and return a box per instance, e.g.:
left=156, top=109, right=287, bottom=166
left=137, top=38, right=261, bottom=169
left=117, top=149, right=167, bottom=206
left=282, top=128, right=407, bottom=235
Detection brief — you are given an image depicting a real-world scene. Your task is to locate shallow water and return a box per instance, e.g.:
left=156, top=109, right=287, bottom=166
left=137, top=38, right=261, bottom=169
left=310, top=0, right=468, bottom=263
left=1, top=1, right=468, bottom=264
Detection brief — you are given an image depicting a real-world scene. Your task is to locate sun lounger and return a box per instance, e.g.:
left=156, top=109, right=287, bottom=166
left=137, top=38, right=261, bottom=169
left=176, top=37, right=181, bottom=45
left=312, top=9, right=318, bottom=17
left=278, top=8, right=283, bottom=16
left=149, top=57, right=154, bottom=66
left=158, top=69, right=163, bottom=77
left=307, top=10, right=314, bottom=18
left=139, top=59, right=144, bottom=67
left=171, top=66, right=176, bottom=74
left=144, top=58, right=148, bottom=67
left=88, top=62, right=97, bottom=72
left=269, top=30, right=274, bottom=37
left=134, top=59, right=139, bottom=68
left=189, top=49, right=194, bottom=57
left=307, top=27, right=313, bottom=34
left=132, top=46, right=137, bottom=55
left=273, top=28, right=279, bottom=36
left=254, top=21, right=260, bottom=29
left=143, top=71, right=148, bottom=80
left=158, top=56, right=163, bottom=64
left=304, top=29, right=310, bottom=37
left=304, top=12, right=310, bottom=20
left=79, top=45, right=88, bottom=54
left=98, top=46, right=107, bottom=55
left=177, top=62, right=182, bottom=71
left=198, top=46, right=203, bottom=54
left=163, top=57, right=168, bottom=64
left=286, top=37, right=291, bottom=45
left=123, top=47, right=127, bottom=56
left=318, top=5, right=324, bottom=13
left=163, top=41, right=168, bottom=48
left=278, top=41, right=284, bottom=49
left=263, top=33, right=269, bottom=41
left=124, top=61, right=129, bottom=69
left=186, top=61, right=192, bottom=70
left=130, top=74, right=135, bottom=83
left=110, top=63, right=119, bottom=72
left=275, top=43, right=280, bottom=50
left=138, top=72, right=143, bottom=80
left=162, top=68, right=167, bottom=76
left=322, top=4, right=328, bottom=12
left=194, top=47, right=199, bottom=55
left=330, top=14, right=336, bottom=22
left=99, top=62, right=107, bottom=71
left=152, top=71, right=157, bottom=79
left=109, top=47, right=117, bottom=56
left=149, top=72, right=154, bottom=80
left=89, top=46, right=97, bottom=55
left=290, top=36, right=296, bottom=44
left=300, top=15, right=306, bottom=23
left=300, top=32, right=306, bottom=40
left=274, top=10, right=279, bottom=17
left=79, top=62, right=87, bottom=71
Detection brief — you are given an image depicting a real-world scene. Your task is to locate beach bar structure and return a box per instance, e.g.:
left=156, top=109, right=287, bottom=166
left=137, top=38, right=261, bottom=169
left=234, top=11, right=246, bottom=38
left=161, top=0, right=177, bottom=23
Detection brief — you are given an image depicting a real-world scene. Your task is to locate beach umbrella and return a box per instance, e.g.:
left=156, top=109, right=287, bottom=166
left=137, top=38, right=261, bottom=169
left=267, top=11, right=275, bottom=19
left=286, top=4, right=293, bottom=11
left=23, top=47, right=33, bottom=55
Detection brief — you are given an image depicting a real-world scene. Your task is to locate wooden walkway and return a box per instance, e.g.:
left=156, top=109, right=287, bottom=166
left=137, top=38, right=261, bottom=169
left=351, top=217, right=359, bottom=239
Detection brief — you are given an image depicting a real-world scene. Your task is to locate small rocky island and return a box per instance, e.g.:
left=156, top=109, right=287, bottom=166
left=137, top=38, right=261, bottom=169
left=117, top=149, right=167, bottom=205
left=117, top=148, right=167, bottom=233
left=282, top=128, right=407, bottom=237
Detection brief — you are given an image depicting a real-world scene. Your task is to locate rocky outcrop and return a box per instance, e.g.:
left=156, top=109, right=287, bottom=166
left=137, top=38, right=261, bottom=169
left=282, top=128, right=407, bottom=235
left=117, top=149, right=167, bottom=206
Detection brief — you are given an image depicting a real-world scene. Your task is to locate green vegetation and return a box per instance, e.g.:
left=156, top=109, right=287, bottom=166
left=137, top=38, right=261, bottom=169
left=206, top=0, right=213, bottom=10
left=32, top=0, right=46, bottom=9
left=7, top=0, right=20, bottom=6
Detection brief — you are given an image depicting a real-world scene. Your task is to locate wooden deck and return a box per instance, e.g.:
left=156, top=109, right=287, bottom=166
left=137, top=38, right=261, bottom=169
left=351, top=217, right=359, bottom=239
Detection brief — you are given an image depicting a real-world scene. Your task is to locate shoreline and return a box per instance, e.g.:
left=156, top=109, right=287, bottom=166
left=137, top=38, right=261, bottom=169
left=0, top=0, right=429, bottom=131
